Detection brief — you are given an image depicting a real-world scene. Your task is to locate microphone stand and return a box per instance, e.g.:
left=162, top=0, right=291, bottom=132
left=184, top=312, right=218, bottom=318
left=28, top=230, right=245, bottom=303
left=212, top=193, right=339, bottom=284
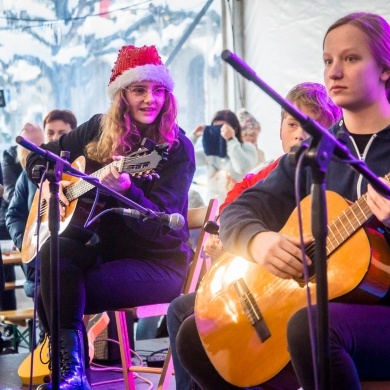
left=45, top=157, right=64, bottom=389
left=15, top=136, right=164, bottom=389
left=221, top=50, right=390, bottom=390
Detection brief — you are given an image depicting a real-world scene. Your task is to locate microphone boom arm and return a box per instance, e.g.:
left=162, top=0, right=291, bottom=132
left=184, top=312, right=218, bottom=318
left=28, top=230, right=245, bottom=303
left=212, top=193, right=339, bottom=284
left=221, top=50, right=390, bottom=197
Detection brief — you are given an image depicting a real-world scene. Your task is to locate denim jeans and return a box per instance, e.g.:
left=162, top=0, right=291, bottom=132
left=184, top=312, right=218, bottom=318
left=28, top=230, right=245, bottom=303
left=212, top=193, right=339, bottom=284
left=167, top=292, right=200, bottom=390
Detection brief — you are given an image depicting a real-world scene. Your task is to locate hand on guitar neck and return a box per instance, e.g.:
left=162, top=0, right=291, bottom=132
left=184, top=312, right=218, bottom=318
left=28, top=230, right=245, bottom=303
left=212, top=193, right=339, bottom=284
left=39, top=179, right=72, bottom=220
left=99, top=155, right=132, bottom=194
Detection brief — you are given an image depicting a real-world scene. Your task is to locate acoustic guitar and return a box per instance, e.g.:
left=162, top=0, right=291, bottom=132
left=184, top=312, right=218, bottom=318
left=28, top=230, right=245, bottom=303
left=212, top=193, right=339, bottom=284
left=195, top=189, right=390, bottom=387
left=21, top=143, right=168, bottom=264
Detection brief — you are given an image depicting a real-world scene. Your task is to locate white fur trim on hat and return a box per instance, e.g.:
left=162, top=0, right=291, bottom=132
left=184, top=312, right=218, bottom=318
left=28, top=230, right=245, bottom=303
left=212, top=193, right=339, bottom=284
left=107, top=64, right=174, bottom=100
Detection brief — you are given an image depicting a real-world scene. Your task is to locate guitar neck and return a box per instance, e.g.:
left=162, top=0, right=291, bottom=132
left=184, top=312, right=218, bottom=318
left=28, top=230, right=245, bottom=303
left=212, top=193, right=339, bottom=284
left=326, top=172, right=390, bottom=255
left=64, top=160, right=121, bottom=202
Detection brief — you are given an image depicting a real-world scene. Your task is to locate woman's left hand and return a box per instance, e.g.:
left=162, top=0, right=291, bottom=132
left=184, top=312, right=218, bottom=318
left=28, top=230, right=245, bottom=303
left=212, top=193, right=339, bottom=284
left=220, top=123, right=235, bottom=140
left=100, top=156, right=132, bottom=193
left=367, top=177, right=390, bottom=228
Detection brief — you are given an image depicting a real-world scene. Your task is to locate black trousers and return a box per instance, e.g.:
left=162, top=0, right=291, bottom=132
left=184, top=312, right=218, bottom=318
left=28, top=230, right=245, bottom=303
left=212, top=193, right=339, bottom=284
left=37, top=238, right=185, bottom=335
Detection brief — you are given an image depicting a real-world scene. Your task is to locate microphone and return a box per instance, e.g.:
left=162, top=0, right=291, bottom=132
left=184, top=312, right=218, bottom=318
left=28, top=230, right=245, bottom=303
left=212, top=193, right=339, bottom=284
left=112, top=208, right=185, bottom=231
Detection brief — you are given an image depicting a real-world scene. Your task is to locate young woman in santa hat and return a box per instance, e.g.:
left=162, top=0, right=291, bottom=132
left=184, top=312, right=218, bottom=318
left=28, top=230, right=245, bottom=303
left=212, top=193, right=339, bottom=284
left=26, top=45, right=195, bottom=390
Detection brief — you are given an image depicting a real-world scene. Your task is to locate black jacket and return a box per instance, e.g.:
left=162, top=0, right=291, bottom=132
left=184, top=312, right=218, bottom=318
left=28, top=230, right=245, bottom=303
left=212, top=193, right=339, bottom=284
left=220, top=119, right=390, bottom=300
left=26, top=114, right=196, bottom=278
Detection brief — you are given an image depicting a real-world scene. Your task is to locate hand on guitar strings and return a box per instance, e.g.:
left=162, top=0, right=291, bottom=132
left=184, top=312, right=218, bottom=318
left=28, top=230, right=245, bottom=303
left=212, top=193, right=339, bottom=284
left=367, top=177, right=390, bottom=228
left=249, top=231, right=312, bottom=279
left=100, top=155, right=131, bottom=193
left=41, top=179, right=72, bottom=220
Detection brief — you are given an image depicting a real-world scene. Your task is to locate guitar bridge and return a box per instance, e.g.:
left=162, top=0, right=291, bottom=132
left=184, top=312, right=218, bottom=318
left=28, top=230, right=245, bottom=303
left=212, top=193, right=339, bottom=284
left=233, top=278, right=271, bottom=343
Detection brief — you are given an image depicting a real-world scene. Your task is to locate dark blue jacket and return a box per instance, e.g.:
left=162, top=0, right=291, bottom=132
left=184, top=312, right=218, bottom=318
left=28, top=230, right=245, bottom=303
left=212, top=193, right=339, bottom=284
left=6, top=170, right=37, bottom=251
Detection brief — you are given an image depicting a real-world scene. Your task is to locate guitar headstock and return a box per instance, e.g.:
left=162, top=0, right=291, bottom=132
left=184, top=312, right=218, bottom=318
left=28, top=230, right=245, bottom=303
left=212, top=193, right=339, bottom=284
left=117, top=139, right=169, bottom=180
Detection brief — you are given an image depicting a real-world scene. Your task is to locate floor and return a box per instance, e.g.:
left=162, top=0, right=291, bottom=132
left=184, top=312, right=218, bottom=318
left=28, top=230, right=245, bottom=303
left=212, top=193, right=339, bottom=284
left=0, top=334, right=175, bottom=390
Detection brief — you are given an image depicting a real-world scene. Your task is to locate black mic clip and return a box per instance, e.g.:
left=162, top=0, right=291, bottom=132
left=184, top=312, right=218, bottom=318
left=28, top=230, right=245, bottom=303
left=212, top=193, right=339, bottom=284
left=31, top=165, right=47, bottom=184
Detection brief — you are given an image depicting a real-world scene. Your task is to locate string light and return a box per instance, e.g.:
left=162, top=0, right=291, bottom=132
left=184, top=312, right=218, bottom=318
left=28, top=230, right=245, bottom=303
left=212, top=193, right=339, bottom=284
left=0, top=0, right=150, bottom=25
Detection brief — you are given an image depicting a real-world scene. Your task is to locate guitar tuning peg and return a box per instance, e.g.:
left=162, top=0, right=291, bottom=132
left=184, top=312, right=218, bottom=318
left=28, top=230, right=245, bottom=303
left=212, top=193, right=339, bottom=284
left=152, top=172, right=160, bottom=179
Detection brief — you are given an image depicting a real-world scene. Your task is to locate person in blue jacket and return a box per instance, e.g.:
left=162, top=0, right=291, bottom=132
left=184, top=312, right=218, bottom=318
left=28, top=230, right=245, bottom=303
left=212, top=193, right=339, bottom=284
left=6, top=110, right=77, bottom=298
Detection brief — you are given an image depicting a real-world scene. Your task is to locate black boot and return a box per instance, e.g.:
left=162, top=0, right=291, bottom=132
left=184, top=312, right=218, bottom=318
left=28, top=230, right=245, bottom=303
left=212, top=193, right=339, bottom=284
left=37, top=329, right=91, bottom=390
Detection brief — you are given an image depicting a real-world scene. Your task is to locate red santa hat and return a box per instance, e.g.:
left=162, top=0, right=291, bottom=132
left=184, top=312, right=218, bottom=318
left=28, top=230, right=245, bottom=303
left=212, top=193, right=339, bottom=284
left=107, top=45, right=174, bottom=100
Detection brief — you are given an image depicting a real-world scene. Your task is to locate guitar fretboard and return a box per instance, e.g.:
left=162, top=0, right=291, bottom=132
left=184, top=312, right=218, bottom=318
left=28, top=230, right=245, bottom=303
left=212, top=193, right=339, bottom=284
left=64, top=160, right=120, bottom=202
left=63, top=150, right=160, bottom=202
left=326, top=173, right=390, bottom=255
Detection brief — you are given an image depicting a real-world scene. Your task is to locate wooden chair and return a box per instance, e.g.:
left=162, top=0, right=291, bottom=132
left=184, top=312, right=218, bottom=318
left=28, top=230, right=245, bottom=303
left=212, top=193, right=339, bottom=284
left=361, top=382, right=390, bottom=389
left=114, top=198, right=219, bottom=390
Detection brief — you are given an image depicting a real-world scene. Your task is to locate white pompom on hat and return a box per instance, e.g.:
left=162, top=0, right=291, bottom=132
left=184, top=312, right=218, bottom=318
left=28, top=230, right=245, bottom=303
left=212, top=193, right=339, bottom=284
left=107, top=45, right=174, bottom=100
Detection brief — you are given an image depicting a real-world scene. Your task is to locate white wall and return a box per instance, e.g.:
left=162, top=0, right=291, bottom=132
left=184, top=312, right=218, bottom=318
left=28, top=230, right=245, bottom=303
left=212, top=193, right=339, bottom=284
left=238, top=0, right=390, bottom=161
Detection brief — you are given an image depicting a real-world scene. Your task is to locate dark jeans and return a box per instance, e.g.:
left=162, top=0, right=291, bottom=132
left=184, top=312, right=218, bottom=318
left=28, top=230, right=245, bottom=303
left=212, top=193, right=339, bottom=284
left=173, top=293, right=299, bottom=390
left=167, top=292, right=200, bottom=390
left=287, top=303, right=390, bottom=389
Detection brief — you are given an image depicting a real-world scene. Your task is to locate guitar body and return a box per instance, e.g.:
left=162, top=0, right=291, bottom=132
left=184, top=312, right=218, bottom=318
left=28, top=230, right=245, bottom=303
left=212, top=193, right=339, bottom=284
left=195, top=191, right=390, bottom=387
left=17, top=340, right=50, bottom=385
left=21, top=156, right=102, bottom=264
left=86, top=312, right=110, bottom=363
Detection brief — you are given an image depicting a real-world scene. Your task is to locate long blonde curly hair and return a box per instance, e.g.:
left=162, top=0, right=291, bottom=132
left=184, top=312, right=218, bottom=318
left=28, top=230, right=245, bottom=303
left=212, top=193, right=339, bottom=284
left=85, top=88, right=179, bottom=163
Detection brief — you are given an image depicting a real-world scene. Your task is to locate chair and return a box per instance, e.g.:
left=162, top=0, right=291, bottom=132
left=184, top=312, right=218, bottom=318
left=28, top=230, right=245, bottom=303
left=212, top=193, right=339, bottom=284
left=361, top=381, right=390, bottom=389
left=114, top=198, right=219, bottom=390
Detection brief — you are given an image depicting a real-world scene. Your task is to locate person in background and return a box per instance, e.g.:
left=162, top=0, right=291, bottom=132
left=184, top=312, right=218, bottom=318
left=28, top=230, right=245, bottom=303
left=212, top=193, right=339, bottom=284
left=206, top=82, right=342, bottom=262
left=6, top=110, right=77, bottom=299
left=26, top=45, right=195, bottom=390
left=203, top=11, right=390, bottom=390
left=191, top=110, right=258, bottom=202
left=236, top=108, right=266, bottom=169
left=0, top=123, right=44, bottom=344
left=167, top=82, right=341, bottom=390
